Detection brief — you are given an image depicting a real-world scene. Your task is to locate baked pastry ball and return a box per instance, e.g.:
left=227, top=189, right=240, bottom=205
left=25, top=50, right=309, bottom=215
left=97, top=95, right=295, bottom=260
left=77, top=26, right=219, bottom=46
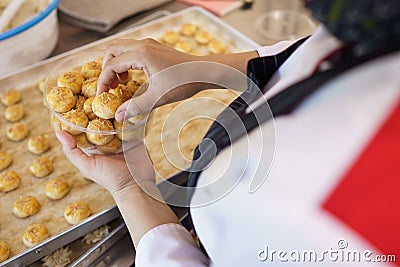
left=28, top=135, right=50, bottom=154
left=86, top=118, right=114, bottom=145
left=127, top=79, right=145, bottom=94
left=113, top=120, right=123, bottom=140
left=29, top=156, right=53, bottom=178
left=92, top=92, right=122, bottom=120
left=81, top=77, right=98, bottom=97
left=64, top=201, right=91, bottom=225
left=6, top=122, right=29, bottom=141
left=50, top=115, right=62, bottom=131
left=113, top=120, right=141, bottom=141
left=208, top=39, right=226, bottom=54
left=109, top=84, right=135, bottom=103
left=4, top=104, right=24, bottom=122
left=180, top=23, right=197, bottom=36
left=81, top=61, right=102, bottom=79
left=162, top=31, right=180, bottom=45
left=75, top=95, right=87, bottom=112
left=62, top=109, right=89, bottom=135
left=12, top=195, right=40, bottom=218
left=22, top=223, right=50, bottom=248
left=83, top=97, right=97, bottom=120
left=128, top=113, right=147, bottom=124
left=0, top=151, right=12, bottom=171
left=45, top=177, right=70, bottom=200
left=195, top=31, right=212, bottom=44
left=0, top=170, right=20, bottom=192
left=37, top=79, right=45, bottom=93
left=73, top=133, right=92, bottom=149
left=46, top=86, right=76, bottom=113
left=0, top=241, right=10, bottom=262
left=174, top=41, right=192, bottom=53
left=1, top=89, right=21, bottom=106
left=97, top=137, right=122, bottom=154
left=57, top=72, right=84, bottom=94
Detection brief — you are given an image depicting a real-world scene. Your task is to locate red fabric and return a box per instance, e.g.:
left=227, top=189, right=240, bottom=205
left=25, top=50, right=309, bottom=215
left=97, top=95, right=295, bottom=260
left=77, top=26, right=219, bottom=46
left=324, top=97, right=400, bottom=265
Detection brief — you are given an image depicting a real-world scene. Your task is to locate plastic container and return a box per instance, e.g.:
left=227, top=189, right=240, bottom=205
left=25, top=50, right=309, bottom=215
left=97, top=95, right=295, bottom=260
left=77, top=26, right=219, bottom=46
left=0, top=0, right=60, bottom=77
left=44, top=51, right=147, bottom=154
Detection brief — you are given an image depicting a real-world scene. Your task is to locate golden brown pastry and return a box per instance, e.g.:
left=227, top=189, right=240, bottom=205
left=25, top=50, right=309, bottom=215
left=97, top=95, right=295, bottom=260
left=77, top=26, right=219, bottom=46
left=57, top=72, right=84, bottom=94
left=62, top=109, right=89, bottom=135
left=86, top=118, right=114, bottom=145
left=128, top=113, right=147, bottom=124
left=6, top=122, right=29, bottom=141
left=97, top=137, right=122, bottom=154
left=83, top=96, right=97, bottom=120
left=37, top=79, right=45, bottom=93
left=127, top=79, right=145, bottom=95
left=73, top=133, right=93, bottom=149
left=109, top=84, right=135, bottom=103
left=113, top=120, right=142, bottom=142
left=64, top=201, right=91, bottom=225
left=45, top=177, right=70, bottom=200
left=81, top=77, right=98, bottom=97
left=22, top=223, right=50, bottom=248
left=81, top=61, right=102, bottom=79
left=50, top=115, right=62, bottom=131
left=180, top=23, right=197, bottom=36
left=92, top=92, right=122, bottom=120
left=12, top=195, right=40, bottom=218
left=0, top=240, right=10, bottom=262
left=75, top=95, right=87, bottom=111
left=162, top=31, right=180, bottom=45
left=4, top=104, right=24, bottom=122
left=195, top=30, right=212, bottom=44
left=46, top=86, right=76, bottom=113
left=0, top=170, right=20, bottom=192
left=1, top=89, right=21, bottom=106
left=113, top=120, right=124, bottom=140
left=174, top=41, right=193, bottom=53
left=131, top=69, right=146, bottom=77
left=0, top=151, right=12, bottom=171
left=28, top=135, right=50, bottom=154
left=29, top=156, right=53, bottom=178
left=207, top=39, right=226, bottom=54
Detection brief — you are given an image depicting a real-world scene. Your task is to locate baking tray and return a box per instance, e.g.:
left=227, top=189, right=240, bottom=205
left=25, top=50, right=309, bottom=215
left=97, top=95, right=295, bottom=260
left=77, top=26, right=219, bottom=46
left=0, top=6, right=259, bottom=266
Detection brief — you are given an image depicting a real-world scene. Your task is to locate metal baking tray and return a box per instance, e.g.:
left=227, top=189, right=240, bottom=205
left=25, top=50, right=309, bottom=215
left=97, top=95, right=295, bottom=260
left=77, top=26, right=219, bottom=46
left=0, top=6, right=259, bottom=266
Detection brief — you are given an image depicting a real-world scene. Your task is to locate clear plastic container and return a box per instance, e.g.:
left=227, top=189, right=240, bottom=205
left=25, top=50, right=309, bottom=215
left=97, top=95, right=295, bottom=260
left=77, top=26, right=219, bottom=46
left=44, top=51, right=147, bottom=154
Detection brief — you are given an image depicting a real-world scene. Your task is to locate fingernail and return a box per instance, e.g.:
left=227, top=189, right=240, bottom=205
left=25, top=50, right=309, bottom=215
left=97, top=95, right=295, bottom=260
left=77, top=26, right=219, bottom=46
left=115, top=110, right=125, bottom=122
left=55, top=131, right=63, bottom=142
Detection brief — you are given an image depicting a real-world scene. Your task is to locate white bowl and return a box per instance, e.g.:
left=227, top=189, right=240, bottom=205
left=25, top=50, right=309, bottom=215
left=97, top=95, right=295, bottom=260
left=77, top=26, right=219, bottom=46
left=0, top=0, right=59, bottom=77
left=255, top=10, right=317, bottom=42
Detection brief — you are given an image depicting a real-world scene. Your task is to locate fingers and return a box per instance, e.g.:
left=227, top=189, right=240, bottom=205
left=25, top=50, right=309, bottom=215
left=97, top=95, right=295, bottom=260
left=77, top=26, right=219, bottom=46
left=115, top=94, right=154, bottom=121
left=97, top=39, right=142, bottom=94
left=55, top=131, right=95, bottom=175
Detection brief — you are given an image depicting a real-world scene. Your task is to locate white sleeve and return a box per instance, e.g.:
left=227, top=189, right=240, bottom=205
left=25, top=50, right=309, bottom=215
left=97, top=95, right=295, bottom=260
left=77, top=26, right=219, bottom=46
left=256, top=40, right=298, bottom=57
left=135, top=223, right=210, bottom=267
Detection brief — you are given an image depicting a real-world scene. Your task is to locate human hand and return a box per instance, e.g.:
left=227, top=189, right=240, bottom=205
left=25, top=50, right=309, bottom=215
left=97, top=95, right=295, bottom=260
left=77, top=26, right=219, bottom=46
left=55, top=130, right=155, bottom=196
left=97, top=38, right=202, bottom=121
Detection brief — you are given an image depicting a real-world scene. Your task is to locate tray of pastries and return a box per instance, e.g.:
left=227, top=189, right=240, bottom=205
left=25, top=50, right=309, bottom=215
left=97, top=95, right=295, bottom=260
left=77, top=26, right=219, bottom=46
left=0, top=6, right=258, bottom=266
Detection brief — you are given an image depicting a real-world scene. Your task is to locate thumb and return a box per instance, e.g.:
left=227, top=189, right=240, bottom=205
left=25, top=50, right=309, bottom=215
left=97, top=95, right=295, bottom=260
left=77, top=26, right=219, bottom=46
left=115, top=94, right=154, bottom=122
left=55, top=131, right=95, bottom=173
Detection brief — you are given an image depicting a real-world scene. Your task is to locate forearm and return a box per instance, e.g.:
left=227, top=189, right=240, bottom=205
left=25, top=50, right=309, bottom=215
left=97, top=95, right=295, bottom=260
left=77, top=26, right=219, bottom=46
left=166, top=51, right=259, bottom=102
left=112, top=183, right=180, bottom=247
left=200, top=50, right=259, bottom=74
